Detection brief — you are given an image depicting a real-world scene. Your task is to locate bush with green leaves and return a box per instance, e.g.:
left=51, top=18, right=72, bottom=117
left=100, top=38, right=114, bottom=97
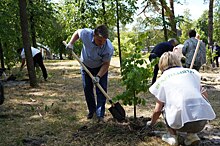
left=114, top=49, right=158, bottom=119
left=206, top=47, right=217, bottom=65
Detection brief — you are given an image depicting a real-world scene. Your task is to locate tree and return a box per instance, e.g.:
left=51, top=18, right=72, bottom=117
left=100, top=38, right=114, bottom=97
left=140, top=0, right=177, bottom=38
left=19, top=0, right=37, bottom=87
left=208, top=0, right=214, bottom=48
left=213, top=0, right=220, bottom=43
left=159, top=0, right=168, bottom=41
left=116, top=0, right=122, bottom=68
left=114, top=34, right=156, bottom=119
left=179, top=9, right=193, bottom=43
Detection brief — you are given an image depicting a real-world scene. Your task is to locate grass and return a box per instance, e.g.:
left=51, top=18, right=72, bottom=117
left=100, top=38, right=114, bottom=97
left=0, top=57, right=219, bottom=146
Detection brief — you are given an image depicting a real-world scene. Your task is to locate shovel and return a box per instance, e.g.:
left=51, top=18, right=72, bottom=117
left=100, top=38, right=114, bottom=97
left=63, top=41, right=126, bottom=122
left=190, top=40, right=201, bottom=69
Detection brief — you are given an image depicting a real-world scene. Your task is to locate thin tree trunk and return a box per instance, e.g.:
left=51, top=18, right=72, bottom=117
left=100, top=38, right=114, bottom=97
left=19, top=0, right=38, bottom=87
left=29, top=0, right=37, bottom=48
left=116, top=0, right=122, bottom=69
left=160, top=0, right=177, bottom=38
left=208, top=0, right=214, bottom=48
left=0, top=41, right=5, bottom=69
left=102, top=0, right=107, bottom=26
left=133, top=92, right=136, bottom=120
left=169, top=0, right=177, bottom=37
left=160, top=0, right=168, bottom=41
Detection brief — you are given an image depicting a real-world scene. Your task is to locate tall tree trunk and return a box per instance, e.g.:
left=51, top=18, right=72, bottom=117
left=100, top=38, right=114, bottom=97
left=80, top=2, right=86, bottom=28
left=0, top=41, right=5, bottom=69
left=116, top=0, right=122, bottom=69
left=160, top=0, right=177, bottom=38
left=169, top=0, right=177, bottom=37
left=101, top=0, right=107, bottom=25
left=208, top=0, right=214, bottom=48
left=19, top=0, right=38, bottom=87
left=29, top=0, right=37, bottom=48
left=160, top=0, right=168, bottom=41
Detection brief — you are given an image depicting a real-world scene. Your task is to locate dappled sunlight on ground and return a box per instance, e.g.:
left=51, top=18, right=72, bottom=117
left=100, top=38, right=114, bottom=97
left=1, top=58, right=220, bottom=145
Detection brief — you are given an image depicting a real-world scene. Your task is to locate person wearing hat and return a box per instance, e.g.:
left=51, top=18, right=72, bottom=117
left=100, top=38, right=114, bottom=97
left=66, top=25, right=114, bottom=122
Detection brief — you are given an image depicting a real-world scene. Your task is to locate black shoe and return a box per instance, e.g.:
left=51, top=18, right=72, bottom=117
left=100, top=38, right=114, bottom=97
left=87, top=113, right=94, bottom=119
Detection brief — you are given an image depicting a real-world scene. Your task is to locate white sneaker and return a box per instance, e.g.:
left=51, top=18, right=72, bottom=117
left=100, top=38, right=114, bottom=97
left=162, top=133, right=178, bottom=145
left=184, top=133, right=200, bottom=146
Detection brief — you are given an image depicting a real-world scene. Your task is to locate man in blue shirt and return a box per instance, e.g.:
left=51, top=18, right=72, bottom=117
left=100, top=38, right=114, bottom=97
left=149, top=38, right=178, bottom=84
left=66, top=25, right=114, bottom=122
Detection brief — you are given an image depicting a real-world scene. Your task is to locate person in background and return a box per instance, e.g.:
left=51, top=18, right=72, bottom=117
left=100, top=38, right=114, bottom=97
left=17, top=47, right=48, bottom=81
left=173, top=44, right=184, bottom=61
left=66, top=25, right=114, bottom=122
left=149, top=38, right=178, bottom=85
left=147, top=52, right=216, bottom=146
left=182, top=30, right=206, bottom=71
left=213, top=42, right=220, bottom=67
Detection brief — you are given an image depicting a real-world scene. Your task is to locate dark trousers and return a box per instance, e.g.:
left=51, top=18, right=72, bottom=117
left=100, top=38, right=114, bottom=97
left=214, top=56, right=219, bottom=67
left=152, top=64, right=159, bottom=85
left=81, top=66, right=108, bottom=118
left=149, top=53, right=159, bottom=85
left=33, top=53, right=48, bottom=80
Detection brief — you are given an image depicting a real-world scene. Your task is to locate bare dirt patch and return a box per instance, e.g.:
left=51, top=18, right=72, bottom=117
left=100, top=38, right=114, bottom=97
left=0, top=58, right=220, bottom=146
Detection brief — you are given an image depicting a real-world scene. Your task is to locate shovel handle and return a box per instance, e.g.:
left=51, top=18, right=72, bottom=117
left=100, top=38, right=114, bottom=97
left=190, top=40, right=201, bottom=69
left=63, top=41, right=112, bottom=101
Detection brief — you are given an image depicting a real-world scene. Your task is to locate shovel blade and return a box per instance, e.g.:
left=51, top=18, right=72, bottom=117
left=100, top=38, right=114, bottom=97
left=108, top=102, right=125, bottom=122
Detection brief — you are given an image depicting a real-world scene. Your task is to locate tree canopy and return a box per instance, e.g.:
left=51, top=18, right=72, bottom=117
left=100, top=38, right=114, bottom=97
left=0, top=0, right=220, bottom=70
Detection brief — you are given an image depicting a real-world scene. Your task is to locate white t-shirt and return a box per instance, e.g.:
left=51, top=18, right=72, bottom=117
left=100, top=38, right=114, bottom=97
left=21, top=47, right=40, bottom=59
left=149, top=67, right=216, bottom=129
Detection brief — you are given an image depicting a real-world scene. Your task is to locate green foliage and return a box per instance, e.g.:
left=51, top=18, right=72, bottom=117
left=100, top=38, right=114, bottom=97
left=114, top=42, right=157, bottom=118
left=195, top=10, right=209, bottom=44
left=206, top=48, right=217, bottom=65
left=179, top=9, right=193, bottom=44
left=213, top=1, right=220, bottom=43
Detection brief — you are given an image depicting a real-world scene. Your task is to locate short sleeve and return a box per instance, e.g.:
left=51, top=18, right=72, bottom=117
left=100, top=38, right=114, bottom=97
left=102, top=40, right=114, bottom=62
left=149, top=82, right=166, bottom=103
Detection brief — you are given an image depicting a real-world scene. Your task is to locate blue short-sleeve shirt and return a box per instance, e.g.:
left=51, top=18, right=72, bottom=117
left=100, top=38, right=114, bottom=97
left=78, top=28, right=114, bottom=68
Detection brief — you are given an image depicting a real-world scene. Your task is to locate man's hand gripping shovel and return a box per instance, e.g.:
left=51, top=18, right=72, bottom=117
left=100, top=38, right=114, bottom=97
left=63, top=41, right=126, bottom=122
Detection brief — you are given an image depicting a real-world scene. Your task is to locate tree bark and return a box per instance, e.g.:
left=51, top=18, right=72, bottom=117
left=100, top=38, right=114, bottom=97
left=0, top=41, right=5, bottom=69
left=159, top=0, right=168, bottom=41
left=19, top=0, right=38, bottom=87
left=116, top=0, right=122, bottom=69
left=160, top=0, right=177, bottom=38
left=29, top=0, right=37, bottom=48
left=208, top=0, right=214, bottom=48
left=102, top=0, right=107, bottom=26
left=168, top=0, right=177, bottom=37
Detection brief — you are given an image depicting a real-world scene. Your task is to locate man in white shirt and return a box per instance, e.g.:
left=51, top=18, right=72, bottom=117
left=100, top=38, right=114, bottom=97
left=17, top=47, right=48, bottom=81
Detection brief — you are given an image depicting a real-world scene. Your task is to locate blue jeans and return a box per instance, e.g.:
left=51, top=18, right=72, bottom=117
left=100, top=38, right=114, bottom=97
left=81, top=66, right=108, bottom=118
